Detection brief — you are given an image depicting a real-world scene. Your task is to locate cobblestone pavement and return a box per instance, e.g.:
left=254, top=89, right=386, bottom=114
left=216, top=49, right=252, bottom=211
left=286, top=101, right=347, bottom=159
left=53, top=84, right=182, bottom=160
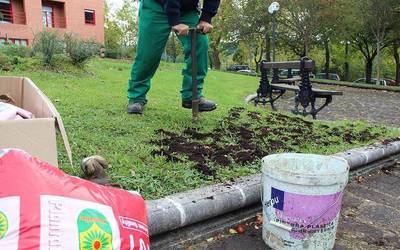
left=192, top=162, right=400, bottom=250
left=264, top=85, right=400, bottom=127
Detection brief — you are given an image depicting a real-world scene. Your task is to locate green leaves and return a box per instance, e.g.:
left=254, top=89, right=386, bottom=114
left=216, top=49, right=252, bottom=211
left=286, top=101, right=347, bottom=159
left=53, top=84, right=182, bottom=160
left=32, top=31, right=63, bottom=66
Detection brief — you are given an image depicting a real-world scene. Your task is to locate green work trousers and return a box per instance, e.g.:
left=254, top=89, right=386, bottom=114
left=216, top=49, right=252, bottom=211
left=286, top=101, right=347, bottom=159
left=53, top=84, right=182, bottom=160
left=127, top=0, right=209, bottom=103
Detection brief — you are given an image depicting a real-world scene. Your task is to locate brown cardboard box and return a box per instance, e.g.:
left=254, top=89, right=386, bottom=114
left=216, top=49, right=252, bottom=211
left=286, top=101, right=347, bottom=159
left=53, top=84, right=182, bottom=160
left=0, top=76, right=72, bottom=167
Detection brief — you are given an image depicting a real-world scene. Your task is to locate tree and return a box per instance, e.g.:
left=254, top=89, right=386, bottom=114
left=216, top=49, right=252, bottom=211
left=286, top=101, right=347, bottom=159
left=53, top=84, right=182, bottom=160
left=207, top=0, right=238, bottom=70
left=234, top=0, right=271, bottom=72
left=232, top=44, right=246, bottom=64
left=366, top=0, right=399, bottom=84
left=346, top=0, right=399, bottom=83
left=315, top=0, right=341, bottom=79
left=165, top=33, right=183, bottom=63
left=116, top=0, right=139, bottom=48
left=390, top=5, right=400, bottom=84
left=104, top=1, right=123, bottom=50
left=394, top=40, right=400, bottom=84
left=278, top=0, right=330, bottom=57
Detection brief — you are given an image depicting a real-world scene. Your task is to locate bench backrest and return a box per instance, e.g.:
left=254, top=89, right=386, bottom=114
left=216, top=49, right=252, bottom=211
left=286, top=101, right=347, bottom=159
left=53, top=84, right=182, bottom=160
left=261, top=60, right=315, bottom=70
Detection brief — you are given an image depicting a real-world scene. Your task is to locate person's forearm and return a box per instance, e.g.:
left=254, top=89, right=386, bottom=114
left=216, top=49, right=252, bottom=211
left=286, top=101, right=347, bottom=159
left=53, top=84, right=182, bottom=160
left=200, top=0, right=221, bottom=24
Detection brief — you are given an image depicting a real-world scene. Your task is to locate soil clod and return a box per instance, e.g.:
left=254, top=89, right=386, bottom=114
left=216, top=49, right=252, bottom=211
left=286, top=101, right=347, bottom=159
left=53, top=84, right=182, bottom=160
left=151, top=107, right=392, bottom=177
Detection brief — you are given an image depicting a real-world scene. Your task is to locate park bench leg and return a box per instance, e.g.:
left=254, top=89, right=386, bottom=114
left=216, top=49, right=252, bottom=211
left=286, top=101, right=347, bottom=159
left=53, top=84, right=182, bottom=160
left=251, top=61, right=285, bottom=110
left=269, top=89, right=276, bottom=110
left=312, top=95, right=333, bottom=118
left=311, top=97, right=317, bottom=119
left=269, top=89, right=285, bottom=111
left=293, top=94, right=333, bottom=119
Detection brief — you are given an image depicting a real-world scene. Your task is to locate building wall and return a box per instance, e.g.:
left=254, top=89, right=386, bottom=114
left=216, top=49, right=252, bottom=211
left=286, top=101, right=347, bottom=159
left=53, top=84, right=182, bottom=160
left=0, top=0, right=104, bottom=45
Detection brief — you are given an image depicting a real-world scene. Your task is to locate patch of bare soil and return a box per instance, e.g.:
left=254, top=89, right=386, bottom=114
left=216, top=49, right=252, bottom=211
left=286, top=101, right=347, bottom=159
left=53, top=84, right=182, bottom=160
left=151, top=108, right=390, bottom=177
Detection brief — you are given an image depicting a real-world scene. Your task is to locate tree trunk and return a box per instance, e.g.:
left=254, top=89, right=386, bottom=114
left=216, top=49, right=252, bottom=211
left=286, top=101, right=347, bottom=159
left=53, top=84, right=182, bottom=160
left=365, top=59, right=373, bottom=84
left=324, top=38, right=330, bottom=79
left=208, top=52, right=214, bottom=69
left=254, top=57, right=262, bottom=73
left=170, top=34, right=177, bottom=63
left=254, top=58, right=259, bottom=73
left=302, top=30, right=310, bottom=57
left=376, top=40, right=381, bottom=85
left=212, top=50, right=221, bottom=70
left=394, top=41, right=400, bottom=84
left=303, top=42, right=309, bottom=57
left=344, top=42, right=350, bottom=81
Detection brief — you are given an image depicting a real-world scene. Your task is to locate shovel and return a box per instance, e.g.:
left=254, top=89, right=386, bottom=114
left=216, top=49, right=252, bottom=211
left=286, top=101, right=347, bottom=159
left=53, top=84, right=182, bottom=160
left=190, top=28, right=200, bottom=122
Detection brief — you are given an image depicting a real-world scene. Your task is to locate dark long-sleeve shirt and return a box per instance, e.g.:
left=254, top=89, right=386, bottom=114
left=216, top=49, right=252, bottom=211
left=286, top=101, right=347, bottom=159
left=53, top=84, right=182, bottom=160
left=156, top=0, right=221, bottom=26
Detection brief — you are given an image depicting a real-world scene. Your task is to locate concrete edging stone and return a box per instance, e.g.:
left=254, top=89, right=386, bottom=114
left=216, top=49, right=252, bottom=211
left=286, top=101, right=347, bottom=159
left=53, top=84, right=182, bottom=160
left=145, top=140, right=400, bottom=236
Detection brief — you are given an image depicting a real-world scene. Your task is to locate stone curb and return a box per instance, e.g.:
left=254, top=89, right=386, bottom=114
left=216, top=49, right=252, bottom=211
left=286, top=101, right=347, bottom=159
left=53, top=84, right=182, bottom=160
left=145, top=140, right=400, bottom=236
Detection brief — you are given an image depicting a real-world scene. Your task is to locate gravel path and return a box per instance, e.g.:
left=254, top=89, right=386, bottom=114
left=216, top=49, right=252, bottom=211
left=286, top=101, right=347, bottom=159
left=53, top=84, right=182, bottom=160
left=264, top=84, right=400, bottom=127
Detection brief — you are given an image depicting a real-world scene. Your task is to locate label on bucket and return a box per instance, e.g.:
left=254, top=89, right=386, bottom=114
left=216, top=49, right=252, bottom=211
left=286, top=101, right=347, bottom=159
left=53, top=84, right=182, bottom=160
left=269, top=187, right=342, bottom=241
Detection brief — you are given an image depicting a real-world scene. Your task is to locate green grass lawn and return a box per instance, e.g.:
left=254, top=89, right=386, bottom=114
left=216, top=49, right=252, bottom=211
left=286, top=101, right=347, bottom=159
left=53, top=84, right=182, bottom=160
left=1, top=58, right=399, bottom=199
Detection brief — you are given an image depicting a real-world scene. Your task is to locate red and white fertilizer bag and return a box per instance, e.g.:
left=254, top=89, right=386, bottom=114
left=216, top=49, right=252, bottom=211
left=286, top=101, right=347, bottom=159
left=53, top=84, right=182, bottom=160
left=0, top=149, right=150, bottom=250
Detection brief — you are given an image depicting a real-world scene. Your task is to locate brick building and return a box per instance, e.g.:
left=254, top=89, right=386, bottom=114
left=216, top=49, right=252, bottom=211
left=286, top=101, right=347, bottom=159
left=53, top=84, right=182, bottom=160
left=0, top=0, right=104, bottom=46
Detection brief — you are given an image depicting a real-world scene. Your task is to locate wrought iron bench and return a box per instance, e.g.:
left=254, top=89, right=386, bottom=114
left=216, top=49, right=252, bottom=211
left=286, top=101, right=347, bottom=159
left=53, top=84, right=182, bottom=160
left=249, top=57, right=342, bottom=119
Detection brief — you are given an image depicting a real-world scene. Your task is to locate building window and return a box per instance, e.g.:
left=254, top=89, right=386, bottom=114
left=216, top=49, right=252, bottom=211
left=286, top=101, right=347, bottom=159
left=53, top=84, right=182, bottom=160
left=0, top=0, right=13, bottom=23
left=84, top=9, right=95, bottom=25
left=11, top=38, right=28, bottom=46
left=0, top=38, right=28, bottom=46
left=42, top=6, right=53, bottom=28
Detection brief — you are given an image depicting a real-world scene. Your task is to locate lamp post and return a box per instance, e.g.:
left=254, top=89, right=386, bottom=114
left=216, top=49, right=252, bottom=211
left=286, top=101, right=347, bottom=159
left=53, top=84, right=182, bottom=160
left=268, top=2, right=280, bottom=83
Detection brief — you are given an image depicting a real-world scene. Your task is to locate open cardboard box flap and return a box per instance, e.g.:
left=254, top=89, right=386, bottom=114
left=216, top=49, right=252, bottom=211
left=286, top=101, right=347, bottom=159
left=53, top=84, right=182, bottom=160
left=0, top=76, right=72, bottom=166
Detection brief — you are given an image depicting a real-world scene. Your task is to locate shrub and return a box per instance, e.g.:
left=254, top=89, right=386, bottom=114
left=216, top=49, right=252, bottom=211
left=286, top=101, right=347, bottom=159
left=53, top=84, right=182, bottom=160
left=33, top=31, right=63, bottom=66
left=0, top=44, right=32, bottom=58
left=64, top=34, right=99, bottom=66
left=105, top=48, right=122, bottom=59
left=120, top=46, right=136, bottom=59
left=104, top=46, right=135, bottom=59
left=0, top=52, right=12, bottom=70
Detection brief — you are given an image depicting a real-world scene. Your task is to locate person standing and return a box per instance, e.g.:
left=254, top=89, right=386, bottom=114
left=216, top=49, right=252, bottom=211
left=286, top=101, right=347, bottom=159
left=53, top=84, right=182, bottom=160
left=127, top=0, right=221, bottom=114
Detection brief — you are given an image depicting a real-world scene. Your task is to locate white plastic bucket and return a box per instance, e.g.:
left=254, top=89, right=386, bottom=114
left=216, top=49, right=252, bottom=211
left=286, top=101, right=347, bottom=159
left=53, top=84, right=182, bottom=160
left=261, top=153, right=349, bottom=250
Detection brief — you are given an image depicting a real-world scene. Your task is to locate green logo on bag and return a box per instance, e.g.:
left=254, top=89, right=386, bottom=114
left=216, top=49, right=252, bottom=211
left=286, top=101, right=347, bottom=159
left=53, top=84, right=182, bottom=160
left=78, top=209, right=113, bottom=250
left=0, top=211, right=8, bottom=240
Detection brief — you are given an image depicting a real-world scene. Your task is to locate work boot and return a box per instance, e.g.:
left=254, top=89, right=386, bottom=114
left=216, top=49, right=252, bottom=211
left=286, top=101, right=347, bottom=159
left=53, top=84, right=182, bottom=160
left=127, top=101, right=145, bottom=114
left=182, top=97, right=217, bottom=112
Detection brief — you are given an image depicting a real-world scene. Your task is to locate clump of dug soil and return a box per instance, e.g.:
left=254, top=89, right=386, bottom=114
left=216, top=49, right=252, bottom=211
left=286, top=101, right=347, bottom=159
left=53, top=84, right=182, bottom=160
left=151, top=108, right=388, bottom=177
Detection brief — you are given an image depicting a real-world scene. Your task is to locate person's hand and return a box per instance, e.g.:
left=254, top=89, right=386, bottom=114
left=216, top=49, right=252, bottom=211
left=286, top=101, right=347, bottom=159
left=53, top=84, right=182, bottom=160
left=172, top=24, right=190, bottom=36
left=197, top=21, right=213, bottom=34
